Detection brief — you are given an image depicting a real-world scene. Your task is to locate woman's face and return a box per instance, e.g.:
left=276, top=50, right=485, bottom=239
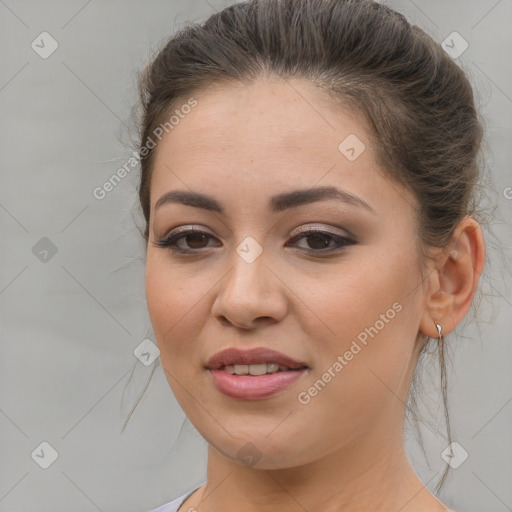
left=145, top=78, right=430, bottom=469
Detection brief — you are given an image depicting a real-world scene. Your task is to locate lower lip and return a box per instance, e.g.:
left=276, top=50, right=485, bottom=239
left=209, top=368, right=308, bottom=400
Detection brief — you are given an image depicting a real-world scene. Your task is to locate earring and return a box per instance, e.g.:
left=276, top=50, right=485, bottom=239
left=434, top=320, right=442, bottom=341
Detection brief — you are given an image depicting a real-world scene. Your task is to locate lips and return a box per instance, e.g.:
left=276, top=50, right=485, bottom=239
left=205, top=347, right=309, bottom=371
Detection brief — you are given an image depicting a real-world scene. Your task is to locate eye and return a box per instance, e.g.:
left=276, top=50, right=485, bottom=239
left=153, top=227, right=220, bottom=254
left=286, top=228, right=355, bottom=254
left=153, top=226, right=355, bottom=255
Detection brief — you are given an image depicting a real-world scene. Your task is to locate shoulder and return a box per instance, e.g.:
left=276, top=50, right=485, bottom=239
left=146, top=492, right=188, bottom=512
left=147, top=482, right=206, bottom=512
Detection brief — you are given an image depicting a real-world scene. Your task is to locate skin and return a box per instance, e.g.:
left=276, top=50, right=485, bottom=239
left=145, top=77, right=485, bottom=512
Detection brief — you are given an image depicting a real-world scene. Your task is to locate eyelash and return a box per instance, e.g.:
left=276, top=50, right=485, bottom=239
left=154, top=227, right=355, bottom=256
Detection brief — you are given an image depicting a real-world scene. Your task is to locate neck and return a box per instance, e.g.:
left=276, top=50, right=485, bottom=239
left=192, top=414, right=448, bottom=512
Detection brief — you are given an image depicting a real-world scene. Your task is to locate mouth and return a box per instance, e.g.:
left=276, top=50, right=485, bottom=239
left=208, top=365, right=310, bottom=400
left=220, top=363, right=309, bottom=376
left=204, top=347, right=310, bottom=399
left=205, top=346, right=309, bottom=372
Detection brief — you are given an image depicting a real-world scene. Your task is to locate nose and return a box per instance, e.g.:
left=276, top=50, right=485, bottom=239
left=211, top=246, right=288, bottom=330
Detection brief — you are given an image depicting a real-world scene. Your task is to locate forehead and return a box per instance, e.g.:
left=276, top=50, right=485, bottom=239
left=149, top=77, right=416, bottom=225
left=156, top=78, right=370, bottom=157
left=152, top=78, right=377, bottom=183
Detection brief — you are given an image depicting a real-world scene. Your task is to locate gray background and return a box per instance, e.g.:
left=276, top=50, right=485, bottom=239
left=0, top=0, right=511, bottom=511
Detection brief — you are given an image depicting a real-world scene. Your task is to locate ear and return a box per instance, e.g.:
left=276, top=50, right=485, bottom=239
left=419, top=216, right=486, bottom=338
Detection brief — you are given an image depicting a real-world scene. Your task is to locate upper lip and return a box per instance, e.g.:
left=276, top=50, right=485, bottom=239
left=205, top=347, right=309, bottom=370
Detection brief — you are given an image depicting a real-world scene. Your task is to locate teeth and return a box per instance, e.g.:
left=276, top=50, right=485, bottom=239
left=224, top=363, right=289, bottom=375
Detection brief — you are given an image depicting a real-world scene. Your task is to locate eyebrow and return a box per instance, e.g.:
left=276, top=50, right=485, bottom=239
left=154, top=186, right=376, bottom=215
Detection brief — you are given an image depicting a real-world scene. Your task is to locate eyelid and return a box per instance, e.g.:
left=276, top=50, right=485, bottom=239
left=161, top=224, right=214, bottom=238
left=290, top=223, right=353, bottom=238
left=161, top=223, right=352, bottom=242
left=154, top=223, right=357, bottom=257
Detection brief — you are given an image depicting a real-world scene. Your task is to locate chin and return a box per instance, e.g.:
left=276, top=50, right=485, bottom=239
left=206, top=431, right=314, bottom=470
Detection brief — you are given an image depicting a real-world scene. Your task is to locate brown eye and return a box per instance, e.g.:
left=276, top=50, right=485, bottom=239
left=287, top=229, right=355, bottom=254
left=154, top=228, right=220, bottom=253
left=303, top=233, right=333, bottom=250
left=185, top=232, right=210, bottom=249
left=154, top=227, right=355, bottom=256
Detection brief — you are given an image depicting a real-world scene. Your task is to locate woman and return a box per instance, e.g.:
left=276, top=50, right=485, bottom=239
left=135, top=0, right=486, bottom=510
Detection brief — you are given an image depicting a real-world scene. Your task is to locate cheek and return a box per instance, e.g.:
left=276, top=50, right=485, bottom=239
left=306, top=250, right=420, bottom=392
left=308, top=253, right=407, bottom=339
left=145, top=256, right=177, bottom=336
left=145, top=254, right=215, bottom=408
left=145, top=254, right=201, bottom=353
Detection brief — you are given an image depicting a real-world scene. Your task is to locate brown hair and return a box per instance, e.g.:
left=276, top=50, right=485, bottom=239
left=125, top=0, right=493, bottom=493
